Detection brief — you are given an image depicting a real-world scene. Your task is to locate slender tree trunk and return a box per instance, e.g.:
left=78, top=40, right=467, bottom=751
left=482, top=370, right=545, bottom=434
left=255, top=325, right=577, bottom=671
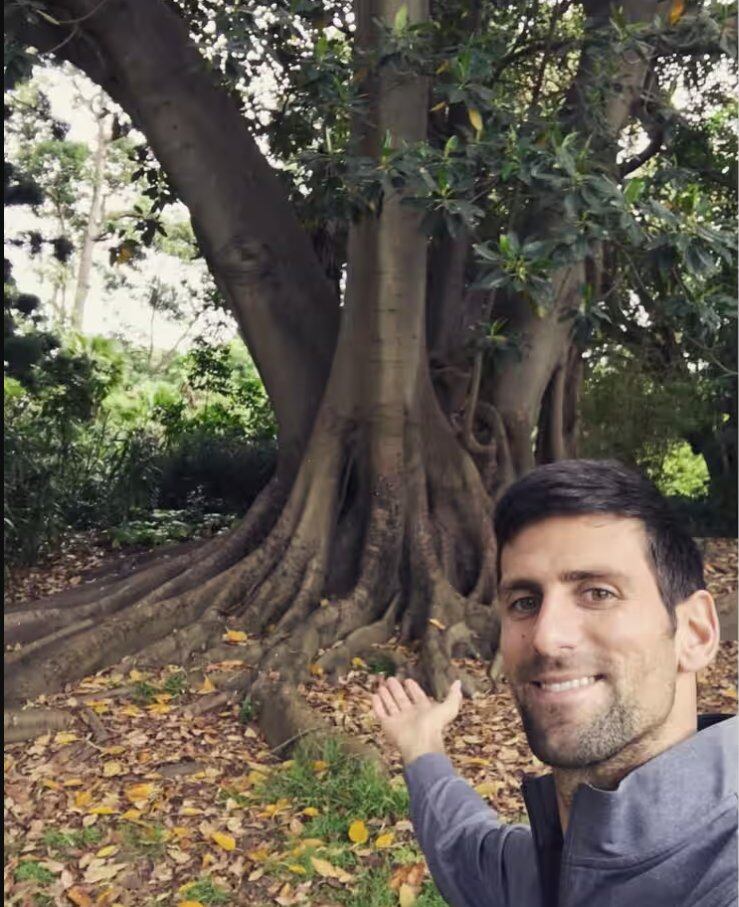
left=71, top=95, right=110, bottom=331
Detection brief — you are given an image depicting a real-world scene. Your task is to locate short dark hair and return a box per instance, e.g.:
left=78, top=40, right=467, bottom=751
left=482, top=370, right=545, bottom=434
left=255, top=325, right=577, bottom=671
left=494, top=459, right=705, bottom=627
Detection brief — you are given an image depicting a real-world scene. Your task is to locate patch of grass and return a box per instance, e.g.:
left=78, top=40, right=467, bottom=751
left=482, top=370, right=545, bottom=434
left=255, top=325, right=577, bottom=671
left=254, top=738, right=408, bottom=842
left=366, top=653, right=397, bottom=676
left=238, top=695, right=255, bottom=724
left=14, top=860, right=55, bottom=885
left=42, top=825, right=103, bottom=853
left=178, top=876, right=230, bottom=904
left=118, top=822, right=168, bottom=856
left=132, top=680, right=157, bottom=704
left=161, top=669, right=188, bottom=698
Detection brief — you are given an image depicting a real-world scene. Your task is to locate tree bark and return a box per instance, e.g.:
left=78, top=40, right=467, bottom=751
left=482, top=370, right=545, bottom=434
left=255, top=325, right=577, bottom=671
left=71, top=90, right=109, bottom=331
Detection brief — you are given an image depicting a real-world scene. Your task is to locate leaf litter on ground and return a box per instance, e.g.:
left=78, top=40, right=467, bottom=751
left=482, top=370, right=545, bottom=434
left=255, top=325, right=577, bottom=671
left=4, top=534, right=737, bottom=905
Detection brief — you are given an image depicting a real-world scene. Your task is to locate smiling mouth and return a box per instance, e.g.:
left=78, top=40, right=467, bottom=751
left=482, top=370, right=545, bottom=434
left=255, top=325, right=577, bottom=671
left=529, top=675, right=605, bottom=694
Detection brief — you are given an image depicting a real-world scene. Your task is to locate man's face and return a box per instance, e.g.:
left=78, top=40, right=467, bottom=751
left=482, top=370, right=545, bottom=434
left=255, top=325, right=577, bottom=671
left=499, top=514, right=679, bottom=769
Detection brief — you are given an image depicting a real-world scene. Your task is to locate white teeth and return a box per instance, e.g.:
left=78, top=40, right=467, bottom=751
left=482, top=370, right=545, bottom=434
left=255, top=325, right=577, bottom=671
left=538, top=676, right=597, bottom=692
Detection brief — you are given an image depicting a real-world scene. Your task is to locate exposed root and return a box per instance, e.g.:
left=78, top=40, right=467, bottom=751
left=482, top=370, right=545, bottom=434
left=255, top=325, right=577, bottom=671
left=316, top=595, right=399, bottom=678
left=4, top=707, right=74, bottom=744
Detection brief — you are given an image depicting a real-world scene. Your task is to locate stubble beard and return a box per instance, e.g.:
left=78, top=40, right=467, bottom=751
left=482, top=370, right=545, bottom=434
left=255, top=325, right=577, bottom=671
left=511, top=673, right=677, bottom=769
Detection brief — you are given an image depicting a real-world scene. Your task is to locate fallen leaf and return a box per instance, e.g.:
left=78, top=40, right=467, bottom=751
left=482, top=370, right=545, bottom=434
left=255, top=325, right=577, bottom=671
left=310, top=856, right=352, bottom=883
left=124, top=783, right=156, bottom=803
left=55, top=732, right=79, bottom=745
left=348, top=819, right=369, bottom=844
left=302, top=807, right=320, bottom=817
left=102, top=761, right=123, bottom=778
left=375, top=832, right=395, bottom=848
left=399, top=883, right=418, bottom=906
left=66, top=887, right=94, bottom=906
left=198, top=676, right=216, bottom=693
left=95, top=845, right=119, bottom=858
left=668, top=0, right=685, bottom=25
left=74, top=791, right=93, bottom=808
left=88, top=806, right=118, bottom=816
left=308, top=663, right=324, bottom=676
left=223, top=630, right=248, bottom=644
left=211, top=831, right=236, bottom=851
left=467, top=107, right=483, bottom=133
left=427, top=618, right=446, bottom=631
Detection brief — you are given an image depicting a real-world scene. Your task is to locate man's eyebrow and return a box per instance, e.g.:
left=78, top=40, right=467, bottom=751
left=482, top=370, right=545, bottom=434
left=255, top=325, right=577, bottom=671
left=498, top=578, right=542, bottom=596
left=558, top=569, right=630, bottom=584
left=498, top=570, right=630, bottom=595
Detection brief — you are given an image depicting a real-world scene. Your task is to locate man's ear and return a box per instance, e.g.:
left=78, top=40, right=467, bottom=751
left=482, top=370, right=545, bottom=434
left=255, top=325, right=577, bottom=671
left=675, top=590, right=720, bottom=674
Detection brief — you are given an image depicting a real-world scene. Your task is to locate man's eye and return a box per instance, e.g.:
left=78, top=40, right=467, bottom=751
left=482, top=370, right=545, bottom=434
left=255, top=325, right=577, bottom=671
left=509, top=597, right=538, bottom=614
left=583, top=587, right=616, bottom=602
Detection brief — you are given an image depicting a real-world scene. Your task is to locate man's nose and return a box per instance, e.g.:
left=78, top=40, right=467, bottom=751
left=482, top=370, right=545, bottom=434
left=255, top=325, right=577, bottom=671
left=530, top=593, right=583, bottom=657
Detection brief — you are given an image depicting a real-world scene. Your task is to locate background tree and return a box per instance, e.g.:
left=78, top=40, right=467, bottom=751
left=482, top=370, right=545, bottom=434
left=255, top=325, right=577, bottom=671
left=4, top=0, right=736, bottom=747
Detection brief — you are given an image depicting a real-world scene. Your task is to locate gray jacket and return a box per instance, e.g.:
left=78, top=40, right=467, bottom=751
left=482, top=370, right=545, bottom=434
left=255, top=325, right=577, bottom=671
left=404, top=714, right=737, bottom=907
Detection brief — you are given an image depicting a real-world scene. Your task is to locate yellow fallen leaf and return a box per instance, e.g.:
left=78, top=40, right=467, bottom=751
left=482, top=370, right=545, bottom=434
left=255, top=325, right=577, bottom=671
left=147, top=703, right=172, bottom=716
left=351, top=657, right=367, bottom=668
left=375, top=832, right=395, bottom=848
left=66, top=887, right=94, bottom=906
left=288, top=864, right=307, bottom=874
left=102, top=761, right=123, bottom=778
left=308, top=663, right=324, bottom=676
left=310, top=856, right=352, bottom=883
left=199, top=676, right=216, bottom=693
left=41, top=779, right=62, bottom=790
left=467, top=107, right=483, bottom=134
left=120, top=706, right=142, bottom=718
left=74, top=791, right=93, bottom=808
left=128, top=669, right=146, bottom=682
left=179, top=807, right=203, bottom=816
left=428, top=618, right=446, bottom=631
left=63, top=778, right=84, bottom=787
left=88, top=806, right=117, bottom=815
left=312, top=760, right=328, bottom=773
left=55, top=732, right=78, bottom=745
left=211, top=831, right=236, bottom=851
left=475, top=780, right=504, bottom=798
left=302, top=807, right=320, bottom=817
left=103, top=745, right=126, bottom=756
left=223, top=629, right=248, bottom=644
left=120, top=809, right=142, bottom=821
left=247, top=847, right=271, bottom=862
left=96, top=845, right=119, bottom=858
left=178, top=902, right=205, bottom=907
left=399, top=883, right=418, bottom=907
left=348, top=819, right=369, bottom=844
left=668, top=0, right=685, bottom=24
left=172, top=826, right=192, bottom=838
left=125, top=783, right=156, bottom=802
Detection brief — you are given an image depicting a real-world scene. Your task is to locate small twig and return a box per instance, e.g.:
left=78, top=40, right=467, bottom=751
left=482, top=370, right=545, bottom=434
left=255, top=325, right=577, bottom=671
left=269, top=725, right=323, bottom=755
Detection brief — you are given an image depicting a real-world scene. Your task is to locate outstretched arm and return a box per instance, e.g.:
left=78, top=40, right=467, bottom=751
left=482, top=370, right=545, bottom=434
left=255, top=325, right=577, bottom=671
left=371, top=676, right=537, bottom=907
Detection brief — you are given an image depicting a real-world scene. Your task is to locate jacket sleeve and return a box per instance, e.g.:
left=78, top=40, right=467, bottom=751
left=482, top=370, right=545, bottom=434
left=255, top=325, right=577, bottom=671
left=403, top=753, right=535, bottom=907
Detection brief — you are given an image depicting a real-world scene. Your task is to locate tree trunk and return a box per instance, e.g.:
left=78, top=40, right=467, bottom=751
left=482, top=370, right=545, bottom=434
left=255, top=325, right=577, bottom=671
left=71, top=93, right=110, bottom=331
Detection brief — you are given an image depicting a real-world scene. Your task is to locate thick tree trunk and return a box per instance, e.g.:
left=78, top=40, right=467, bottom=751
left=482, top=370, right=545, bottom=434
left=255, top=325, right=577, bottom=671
left=23, top=0, right=340, bottom=473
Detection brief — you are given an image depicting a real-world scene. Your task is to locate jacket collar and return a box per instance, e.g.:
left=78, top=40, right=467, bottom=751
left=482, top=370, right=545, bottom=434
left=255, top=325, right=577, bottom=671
left=521, top=713, right=737, bottom=863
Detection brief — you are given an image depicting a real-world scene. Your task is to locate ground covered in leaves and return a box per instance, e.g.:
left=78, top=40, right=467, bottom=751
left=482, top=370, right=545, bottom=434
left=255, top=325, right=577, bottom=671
left=4, top=535, right=738, bottom=907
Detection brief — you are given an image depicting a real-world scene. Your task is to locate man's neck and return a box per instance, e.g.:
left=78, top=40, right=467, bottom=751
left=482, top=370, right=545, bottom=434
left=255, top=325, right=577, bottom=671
left=552, top=717, right=697, bottom=834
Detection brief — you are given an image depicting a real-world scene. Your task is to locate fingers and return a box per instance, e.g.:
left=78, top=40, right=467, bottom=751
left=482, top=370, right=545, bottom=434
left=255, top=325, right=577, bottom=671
left=371, top=693, right=387, bottom=720
left=404, top=678, right=429, bottom=705
left=377, top=683, right=401, bottom=717
left=386, top=676, right=412, bottom=708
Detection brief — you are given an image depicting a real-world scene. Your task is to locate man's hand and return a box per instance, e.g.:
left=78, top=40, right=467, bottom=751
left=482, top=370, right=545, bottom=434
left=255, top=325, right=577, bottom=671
left=371, top=676, right=463, bottom=766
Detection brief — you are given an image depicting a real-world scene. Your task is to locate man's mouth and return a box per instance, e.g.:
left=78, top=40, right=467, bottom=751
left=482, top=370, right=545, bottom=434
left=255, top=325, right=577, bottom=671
left=528, top=674, right=605, bottom=695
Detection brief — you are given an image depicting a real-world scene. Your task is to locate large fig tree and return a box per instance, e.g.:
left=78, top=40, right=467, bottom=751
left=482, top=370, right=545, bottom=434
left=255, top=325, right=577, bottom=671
left=4, top=0, right=735, bottom=745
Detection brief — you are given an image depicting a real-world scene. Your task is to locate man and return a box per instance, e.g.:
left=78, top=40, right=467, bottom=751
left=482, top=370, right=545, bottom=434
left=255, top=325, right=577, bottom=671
left=373, top=460, right=737, bottom=907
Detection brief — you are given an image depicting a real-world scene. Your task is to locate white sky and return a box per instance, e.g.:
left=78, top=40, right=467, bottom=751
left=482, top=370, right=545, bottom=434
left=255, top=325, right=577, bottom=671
left=5, top=65, right=238, bottom=350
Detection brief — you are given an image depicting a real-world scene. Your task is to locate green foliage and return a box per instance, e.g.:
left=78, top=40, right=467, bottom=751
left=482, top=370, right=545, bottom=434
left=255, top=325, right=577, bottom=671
left=238, top=695, right=256, bottom=724
left=14, top=861, right=55, bottom=885
left=256, top=738, right=409, bottom=837
left=41, top=826, right=102, bottom=854
left=178, top=877, right=230, bottom=905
